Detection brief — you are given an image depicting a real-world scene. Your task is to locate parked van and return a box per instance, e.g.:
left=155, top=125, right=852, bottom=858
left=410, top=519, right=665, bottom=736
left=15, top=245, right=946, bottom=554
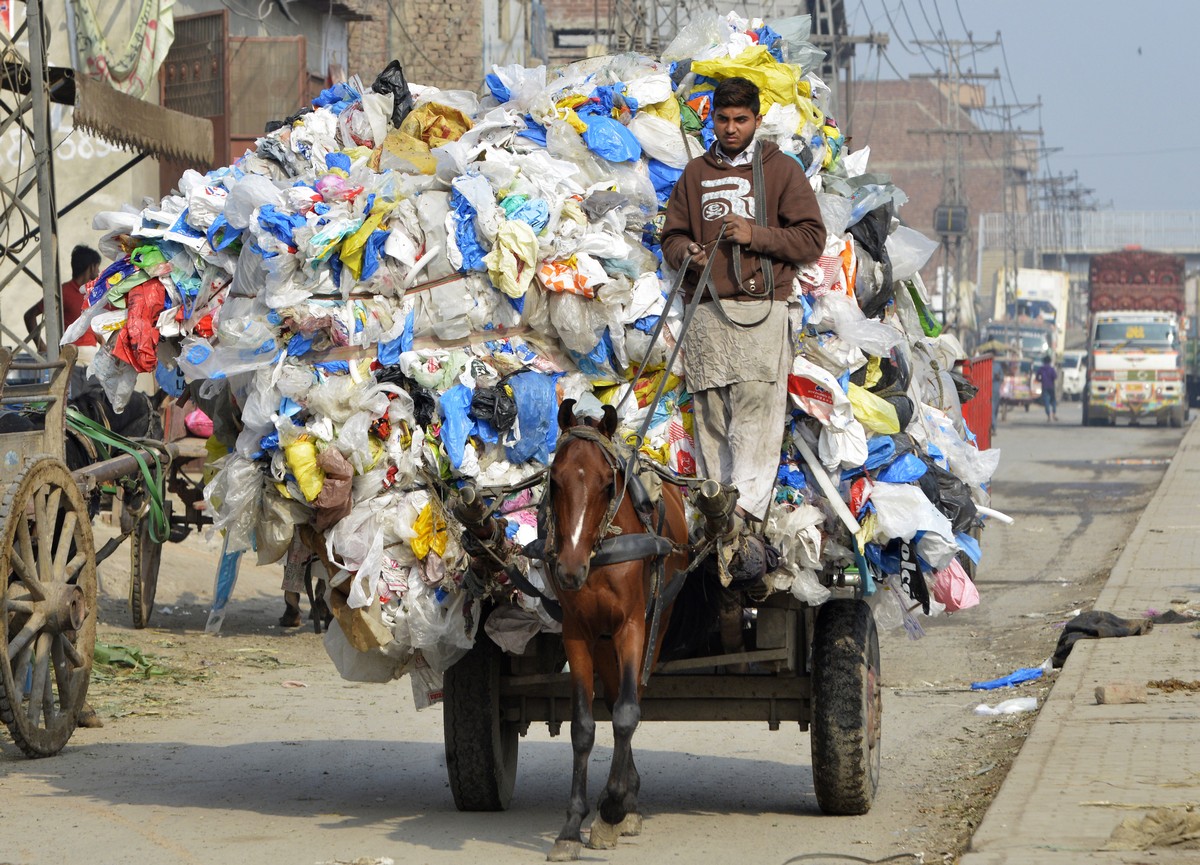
left=1061, top=349, right=1086, bottom=400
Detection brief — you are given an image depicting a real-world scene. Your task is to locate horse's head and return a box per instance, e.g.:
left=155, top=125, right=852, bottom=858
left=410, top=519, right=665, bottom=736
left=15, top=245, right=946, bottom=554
left=548, top=399, right=621, bottom=591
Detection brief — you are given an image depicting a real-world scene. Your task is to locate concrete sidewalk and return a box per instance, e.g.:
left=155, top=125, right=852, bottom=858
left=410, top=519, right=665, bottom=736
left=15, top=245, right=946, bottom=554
left=961, top=421, right=1200, bottom=865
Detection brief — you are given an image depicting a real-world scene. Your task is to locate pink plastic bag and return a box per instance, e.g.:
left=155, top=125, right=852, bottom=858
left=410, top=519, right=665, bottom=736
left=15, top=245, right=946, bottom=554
left=184, top=407, right=214, bottom=438
left=931, top=558, right=980, bottom=612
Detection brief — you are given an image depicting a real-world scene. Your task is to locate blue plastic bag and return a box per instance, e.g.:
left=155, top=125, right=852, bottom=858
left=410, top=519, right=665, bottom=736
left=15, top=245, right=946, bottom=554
left=359, top=229, right=390, bottom=280
left=502, top=196, right=550, bottom=234
left=971, top=667, right=1044, bottom=690
left=647, top=158, right=683, bottom=205
left=581, top=115, right=642, bottom=163
left=518, top=116, right=548, bottom=146
left=257, top=205, right=306, bottom=246
left=439, top=384, right=475, bottom=469
left=484, top=73, right=511, bottom=103
left=450, top=189, right=488, bottom=272
left=507, top=371, right=558, bottom=465
left=878, top=452, right=928, bottom=484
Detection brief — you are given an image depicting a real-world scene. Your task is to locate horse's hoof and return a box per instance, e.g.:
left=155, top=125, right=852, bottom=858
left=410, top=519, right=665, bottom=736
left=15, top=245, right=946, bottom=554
left=618, top=812, right=643, bottom=837
left=547, top=840, right=582, bottom=862
left=587, top=817, right=621, bottom=850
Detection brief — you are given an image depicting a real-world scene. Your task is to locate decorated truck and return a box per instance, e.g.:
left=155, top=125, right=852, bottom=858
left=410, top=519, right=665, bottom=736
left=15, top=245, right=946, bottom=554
left=1083, top=250, right=1187, bottom=427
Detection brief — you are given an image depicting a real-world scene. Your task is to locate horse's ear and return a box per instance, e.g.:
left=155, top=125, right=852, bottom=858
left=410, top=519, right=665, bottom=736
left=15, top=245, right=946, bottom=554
left=557, top=398, right=577, bottom=430
left=599, top=404, right=619, bottom=439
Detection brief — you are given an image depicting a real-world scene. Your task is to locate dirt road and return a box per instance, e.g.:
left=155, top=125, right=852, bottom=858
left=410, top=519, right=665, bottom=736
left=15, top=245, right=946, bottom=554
left=0, top=400, right=1183, bottom=865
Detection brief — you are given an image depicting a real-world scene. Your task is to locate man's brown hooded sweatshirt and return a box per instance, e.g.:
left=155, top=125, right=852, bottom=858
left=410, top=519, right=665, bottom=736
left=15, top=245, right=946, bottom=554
left=660, top=140, right=826, bottom=303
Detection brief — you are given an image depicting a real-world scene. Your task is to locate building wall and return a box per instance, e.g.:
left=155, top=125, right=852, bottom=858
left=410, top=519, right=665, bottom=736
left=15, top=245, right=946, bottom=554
left=380, top=0, right=485, bottom=90
left=845, top=78, right=1032, bottom=304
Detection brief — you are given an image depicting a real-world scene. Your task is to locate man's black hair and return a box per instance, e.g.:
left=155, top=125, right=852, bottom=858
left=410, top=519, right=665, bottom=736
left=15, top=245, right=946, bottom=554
left=713, top=77, right=761, bottom=116
left=70, top=244, right=101, bottom=280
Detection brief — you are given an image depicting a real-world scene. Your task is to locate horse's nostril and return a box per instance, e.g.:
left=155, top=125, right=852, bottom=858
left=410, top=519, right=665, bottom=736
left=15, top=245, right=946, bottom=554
left=556, top=562, right=589, bottom=590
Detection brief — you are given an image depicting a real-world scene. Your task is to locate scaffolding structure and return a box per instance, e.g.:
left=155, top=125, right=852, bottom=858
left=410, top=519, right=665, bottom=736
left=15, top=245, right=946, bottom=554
left=0, top=0, right=213, bottom=361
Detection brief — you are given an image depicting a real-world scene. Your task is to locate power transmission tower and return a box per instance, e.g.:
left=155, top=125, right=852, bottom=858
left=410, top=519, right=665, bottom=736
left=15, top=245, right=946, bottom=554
left=908, top=36, right=1000, bottom=337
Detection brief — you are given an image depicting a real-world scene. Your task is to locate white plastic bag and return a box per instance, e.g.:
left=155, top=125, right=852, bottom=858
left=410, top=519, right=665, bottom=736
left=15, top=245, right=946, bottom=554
left=887, top=225, right=940, bottom=282
left=406, top=576, right=479, bottom=674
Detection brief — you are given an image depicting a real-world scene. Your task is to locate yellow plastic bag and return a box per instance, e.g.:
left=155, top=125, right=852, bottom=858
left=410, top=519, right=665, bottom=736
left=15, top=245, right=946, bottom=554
left=692, top=46, right=804, bottom=113
left=410, top=502, right=448, bottom=560
left=378, top=128, right=437, bottom=175
left=203, top=436, right=229, bottom=485
left=634, top=371, right=682, bottom=408
left=341, top=202, right=395, bottom=282
left=398, top=102, right=473, bottom=147
left=640, top=96, right=682, bottom=125
left=855, top=511, right=878, bottom=554
left=484, top=220, right=539, bottom=298
left=847, top=383, right=900, bottom=434
left=284, top=436, right=326, bottom=502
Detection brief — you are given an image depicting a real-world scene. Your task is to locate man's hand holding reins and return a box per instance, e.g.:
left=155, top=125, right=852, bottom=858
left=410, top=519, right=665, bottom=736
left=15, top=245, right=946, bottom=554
left=721, top=214, right=753, bottom=245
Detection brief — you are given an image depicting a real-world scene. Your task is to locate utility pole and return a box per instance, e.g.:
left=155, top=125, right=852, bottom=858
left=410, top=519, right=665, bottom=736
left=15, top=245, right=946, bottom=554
left=976, top=99, right=1041, bottom=326
left=806, top=0, right=888, bottom=134
left=908, top=35, right=999, bottom=339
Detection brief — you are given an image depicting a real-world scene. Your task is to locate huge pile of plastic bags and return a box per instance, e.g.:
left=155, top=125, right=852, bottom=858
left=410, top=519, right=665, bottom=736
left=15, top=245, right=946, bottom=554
left=76, top=11, right=998, bottom=691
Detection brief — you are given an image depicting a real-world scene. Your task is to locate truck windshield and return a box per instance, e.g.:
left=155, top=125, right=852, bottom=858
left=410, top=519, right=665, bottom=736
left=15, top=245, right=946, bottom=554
left=1094, top=322, right=1177, bottom=349
left=982, top=327, right=1050, bottom=356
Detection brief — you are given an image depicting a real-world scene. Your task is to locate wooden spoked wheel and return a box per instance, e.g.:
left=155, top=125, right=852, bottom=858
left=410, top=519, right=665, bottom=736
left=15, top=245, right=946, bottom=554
left=129, top=498, right=167, bottom=630
left=0, top=457, right=97, bottom=757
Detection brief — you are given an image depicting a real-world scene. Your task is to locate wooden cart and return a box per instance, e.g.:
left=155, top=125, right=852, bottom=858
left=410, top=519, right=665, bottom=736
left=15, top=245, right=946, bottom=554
left=0, top=347, right=193, bottom=756
left=442, top=583, right=882, bottom=817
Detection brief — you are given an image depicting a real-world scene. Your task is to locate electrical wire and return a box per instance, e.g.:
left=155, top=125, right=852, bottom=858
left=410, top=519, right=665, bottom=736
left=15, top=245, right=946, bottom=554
left=930, top=0, right=950, bottom=40
left=218, top=0, right=275, bottom=24
left=914, top=0, right=939, bottom=40
left=856, top=2, right=913, bottom=80
left=996, top=33, right=1021, bottom=106
left=874, top=0, right=921, bottom=57
left=953, top=0, right=971, bottom=38
left=861, top=42, right=884, bottom=143
left=383, top=0, right=481, bottom=89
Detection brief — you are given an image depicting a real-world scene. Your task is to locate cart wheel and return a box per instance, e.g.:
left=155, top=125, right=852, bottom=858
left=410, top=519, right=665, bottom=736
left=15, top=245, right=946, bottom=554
left=129, top=500, right=168, bottom=629
left=443, top=633, right=518, bottom=811
left=810, top=598, right=881, bottom=815
left=0, top=457, right=97, bottom=757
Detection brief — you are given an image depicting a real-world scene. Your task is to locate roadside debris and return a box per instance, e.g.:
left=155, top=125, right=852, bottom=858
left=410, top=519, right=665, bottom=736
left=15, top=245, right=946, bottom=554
left=1094, top=682, right=1146, bottom=704
left=1052, top=611, right=1153, bottom=668
left=971, top=666, right=1044, bottom=690
left=973, top=697, right=1038, bottom=716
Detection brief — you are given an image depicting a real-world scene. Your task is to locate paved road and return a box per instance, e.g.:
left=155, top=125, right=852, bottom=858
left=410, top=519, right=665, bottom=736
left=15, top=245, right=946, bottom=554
left=0, top=399, right=1185, bottom=865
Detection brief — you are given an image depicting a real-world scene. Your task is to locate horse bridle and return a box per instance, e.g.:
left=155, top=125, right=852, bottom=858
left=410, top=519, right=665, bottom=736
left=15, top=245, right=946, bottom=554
left=542, top=425, right=630, bottom=569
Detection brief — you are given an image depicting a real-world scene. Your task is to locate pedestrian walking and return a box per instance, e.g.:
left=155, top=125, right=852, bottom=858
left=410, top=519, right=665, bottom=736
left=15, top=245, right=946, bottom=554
left=1036, top=355, right=1058, bottom=422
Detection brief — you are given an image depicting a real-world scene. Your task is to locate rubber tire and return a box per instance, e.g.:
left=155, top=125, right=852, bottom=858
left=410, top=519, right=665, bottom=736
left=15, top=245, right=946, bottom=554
left=810, top=598, right=881, bottom=816
left=129, top=502, right=167, bottom=629
left=1169, top=404, right=1185, bottom=428
left=443, top=633, right=518, bottom=811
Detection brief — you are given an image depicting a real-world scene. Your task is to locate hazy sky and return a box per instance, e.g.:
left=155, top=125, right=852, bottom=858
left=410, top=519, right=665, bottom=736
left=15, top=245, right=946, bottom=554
left=848, top=1, right=1197, bottom=211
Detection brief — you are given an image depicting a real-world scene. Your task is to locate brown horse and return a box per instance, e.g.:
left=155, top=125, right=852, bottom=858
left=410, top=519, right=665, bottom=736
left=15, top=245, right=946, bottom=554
left=543, top=400, right=690, bottom=862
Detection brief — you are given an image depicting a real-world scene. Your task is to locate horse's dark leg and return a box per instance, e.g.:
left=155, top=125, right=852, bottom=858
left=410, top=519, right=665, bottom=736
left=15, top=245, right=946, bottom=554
left=548, top=633, right=595, bottom=862
left=590, top=624, right=645, bottom=848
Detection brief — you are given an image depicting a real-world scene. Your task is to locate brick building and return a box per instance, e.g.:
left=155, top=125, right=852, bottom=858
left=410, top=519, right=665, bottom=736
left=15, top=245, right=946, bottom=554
left=844, top=78, right=1034, bottom=296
